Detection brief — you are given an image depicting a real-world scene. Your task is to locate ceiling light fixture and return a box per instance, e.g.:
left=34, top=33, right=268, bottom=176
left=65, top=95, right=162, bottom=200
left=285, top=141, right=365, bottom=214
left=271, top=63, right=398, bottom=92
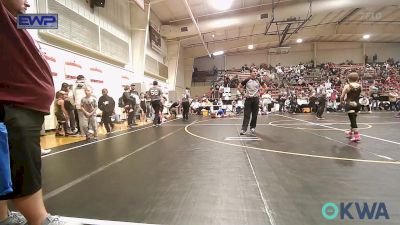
left=213, top=50, right=224, bottom=56
left=296, top=38, right=303, bottom=43
left=363, top=34, right=370, bottom=39
left=248, top=44, right=254, bottom=50
left=208, top=0, right=234, bottom=11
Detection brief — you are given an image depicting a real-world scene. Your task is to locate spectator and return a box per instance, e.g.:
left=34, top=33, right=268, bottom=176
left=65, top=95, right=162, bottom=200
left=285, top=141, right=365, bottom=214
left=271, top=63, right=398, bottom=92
left=359, top=95, right=371, bottom=113
left=80, top=87, right=98, bottom=140
left=122, top=86, right=136, bottom=127
left=54, top=91, right=71, bottom=137
left=181, top=94, right=190, bottom=120
left=98, top=88, right=115, bottom=134
left=61, top=83, right=77, bottom=134
left=73, top=75, right=91, bottom=135
left=316, top=92, right=327, bottom=119
left=388, top=89, right=398, bottom=111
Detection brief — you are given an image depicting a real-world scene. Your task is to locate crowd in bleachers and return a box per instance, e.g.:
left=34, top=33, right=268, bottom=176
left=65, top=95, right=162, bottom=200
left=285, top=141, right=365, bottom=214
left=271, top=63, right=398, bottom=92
left=194, top=59, right=400, bottom=118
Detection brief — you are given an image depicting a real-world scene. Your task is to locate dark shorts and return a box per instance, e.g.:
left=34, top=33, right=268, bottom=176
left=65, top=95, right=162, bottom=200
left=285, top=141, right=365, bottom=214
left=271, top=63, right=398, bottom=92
left=55, top=112, right=66, bottom=122
left=345, top=101, right=360, bottom=113
left=0, top=104, right=44, bottom=199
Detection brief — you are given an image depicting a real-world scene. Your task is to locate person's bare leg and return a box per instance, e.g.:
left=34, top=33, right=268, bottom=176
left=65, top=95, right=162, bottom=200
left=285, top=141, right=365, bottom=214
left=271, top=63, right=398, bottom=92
left=0, top=200, right=8, bottom=221
left=12, top=190, right=47, bottom=225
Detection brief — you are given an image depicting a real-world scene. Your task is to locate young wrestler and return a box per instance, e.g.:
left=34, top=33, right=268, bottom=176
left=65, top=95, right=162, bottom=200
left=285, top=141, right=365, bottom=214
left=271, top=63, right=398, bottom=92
left=341, top=72, right=362, bottom=142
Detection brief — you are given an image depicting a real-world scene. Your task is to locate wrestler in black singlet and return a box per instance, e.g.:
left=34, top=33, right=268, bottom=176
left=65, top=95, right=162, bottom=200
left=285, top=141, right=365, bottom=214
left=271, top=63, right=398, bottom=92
left=345, top=83, right=362, bottom=113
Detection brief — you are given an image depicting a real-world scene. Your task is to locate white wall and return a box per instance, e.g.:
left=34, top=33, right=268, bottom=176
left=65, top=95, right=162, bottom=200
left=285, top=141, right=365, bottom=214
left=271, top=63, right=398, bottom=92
left=270, top=51, right=313, bottom=66
left=190, top=86, right=211, bottom=98
left=317, top=42, right=363, bottom=64
left=226, top=52, right=268, bottom=70
left=366, top=43, right=400, bottom=62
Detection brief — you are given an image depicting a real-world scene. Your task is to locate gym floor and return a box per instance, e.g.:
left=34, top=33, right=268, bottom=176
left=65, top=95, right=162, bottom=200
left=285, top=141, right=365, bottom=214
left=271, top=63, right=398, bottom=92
left=40, top=112, right=400, bottom=225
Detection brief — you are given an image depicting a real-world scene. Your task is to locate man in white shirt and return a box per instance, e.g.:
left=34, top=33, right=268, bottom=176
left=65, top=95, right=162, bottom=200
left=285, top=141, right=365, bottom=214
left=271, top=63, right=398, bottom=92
left=190, top=99, right=200, bottom=115
left=262, top=91, right=273, bottom=113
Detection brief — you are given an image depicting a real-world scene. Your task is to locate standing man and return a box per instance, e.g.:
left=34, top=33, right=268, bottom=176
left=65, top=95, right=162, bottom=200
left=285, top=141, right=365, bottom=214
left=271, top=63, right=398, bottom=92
left=98, top=88, right=115, bottom=133
left=181, top=94, right=190, bottom=120
left=73, top=75, right=91, bottom=135
left=61, top=83, right=77, bottom=134
left=148, top=81, right=163, bottom=126
left=122, top=86, right=136, bottom=127
left=238, top=68, right=267, bottom=135
left=80, top=87, right=98, bottom=140
left=0, top=0, right=72, bottom=224
left=130, top=84, right=140, bottom=126
left=316, top=91, right=327, bottom=120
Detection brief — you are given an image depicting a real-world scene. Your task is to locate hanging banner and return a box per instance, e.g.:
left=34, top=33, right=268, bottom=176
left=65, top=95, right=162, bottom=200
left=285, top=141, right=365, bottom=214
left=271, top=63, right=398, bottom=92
left=149, top=25, right=162, bottom=54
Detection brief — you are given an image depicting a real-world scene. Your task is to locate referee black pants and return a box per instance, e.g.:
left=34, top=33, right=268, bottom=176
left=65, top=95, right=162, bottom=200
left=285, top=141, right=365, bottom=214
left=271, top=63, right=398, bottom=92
left=242, top=97, right=260, bottom=131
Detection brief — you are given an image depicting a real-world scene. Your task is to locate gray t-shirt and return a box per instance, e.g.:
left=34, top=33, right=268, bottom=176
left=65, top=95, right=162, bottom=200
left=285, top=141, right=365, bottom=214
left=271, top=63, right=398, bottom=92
left=149, top=87, right=163, bottom=101
left=241, top=78, right=264, bottom=98
left=81, top=96, right=97, bottom=115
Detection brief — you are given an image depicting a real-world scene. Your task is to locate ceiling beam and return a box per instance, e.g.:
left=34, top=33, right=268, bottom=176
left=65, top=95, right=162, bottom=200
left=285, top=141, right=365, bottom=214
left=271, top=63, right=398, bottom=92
left=338, top=8, right=361, bottom=24
left=279, top=24, right=291, bottom=46
left=150, top=0, right=168, bottom=5
left=182, top=0, right=211, bottom=57
left=183, top=23, right=400, bottom=48
left=168, top=0, right=293, bottom=23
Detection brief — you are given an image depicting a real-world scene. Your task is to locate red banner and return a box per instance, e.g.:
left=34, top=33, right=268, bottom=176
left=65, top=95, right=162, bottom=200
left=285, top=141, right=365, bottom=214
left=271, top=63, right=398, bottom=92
left=65, top=62, right=82, bottom=68
left=90, top=67, right=103, bottom=73
left=44, top=55, right=56, bottom=62
left=90, top=79, right=104, bottom=84
left=65, top=75, right=77, bottom=80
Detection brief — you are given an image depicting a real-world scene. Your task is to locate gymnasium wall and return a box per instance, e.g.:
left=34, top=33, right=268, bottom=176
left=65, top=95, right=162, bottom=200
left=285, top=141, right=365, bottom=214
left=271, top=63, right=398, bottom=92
left=40, top=42, right=135, bottom=130
left=193, top=42, right=400, bottom=71
left=24, top=0, right=168, bottom=130
left=190, top=86, right=212, bottom=98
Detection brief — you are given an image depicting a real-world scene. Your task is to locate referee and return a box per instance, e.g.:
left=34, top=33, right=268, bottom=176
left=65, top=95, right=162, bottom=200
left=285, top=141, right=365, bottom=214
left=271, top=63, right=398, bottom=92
left=238, top=68, right=267, bottom=135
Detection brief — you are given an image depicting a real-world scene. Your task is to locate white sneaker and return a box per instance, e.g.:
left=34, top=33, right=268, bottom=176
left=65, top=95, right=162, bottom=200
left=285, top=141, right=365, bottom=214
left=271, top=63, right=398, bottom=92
left=42, top=215, right=82, bottom=225
left=0, top=211, right=26, bottom=225
left=250, top=128, right=256, bottom=134
left=41, top=149, right=52, bottom=156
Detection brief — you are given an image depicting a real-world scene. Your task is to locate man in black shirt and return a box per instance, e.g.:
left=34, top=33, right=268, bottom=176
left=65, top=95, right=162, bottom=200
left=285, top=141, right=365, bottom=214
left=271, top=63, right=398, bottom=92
left=98, top=89, right=115, bottom=133
left=169, top=101, right=179, bottom=119
left=316, top=92, right=327, bottom=119
left=122, top=86, right=136, bottom=127
left=370, top=92, right=380, bottom=110
left=278, top=93, right=287, bottom=113
left=61, top=83, right=77, bottom=134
